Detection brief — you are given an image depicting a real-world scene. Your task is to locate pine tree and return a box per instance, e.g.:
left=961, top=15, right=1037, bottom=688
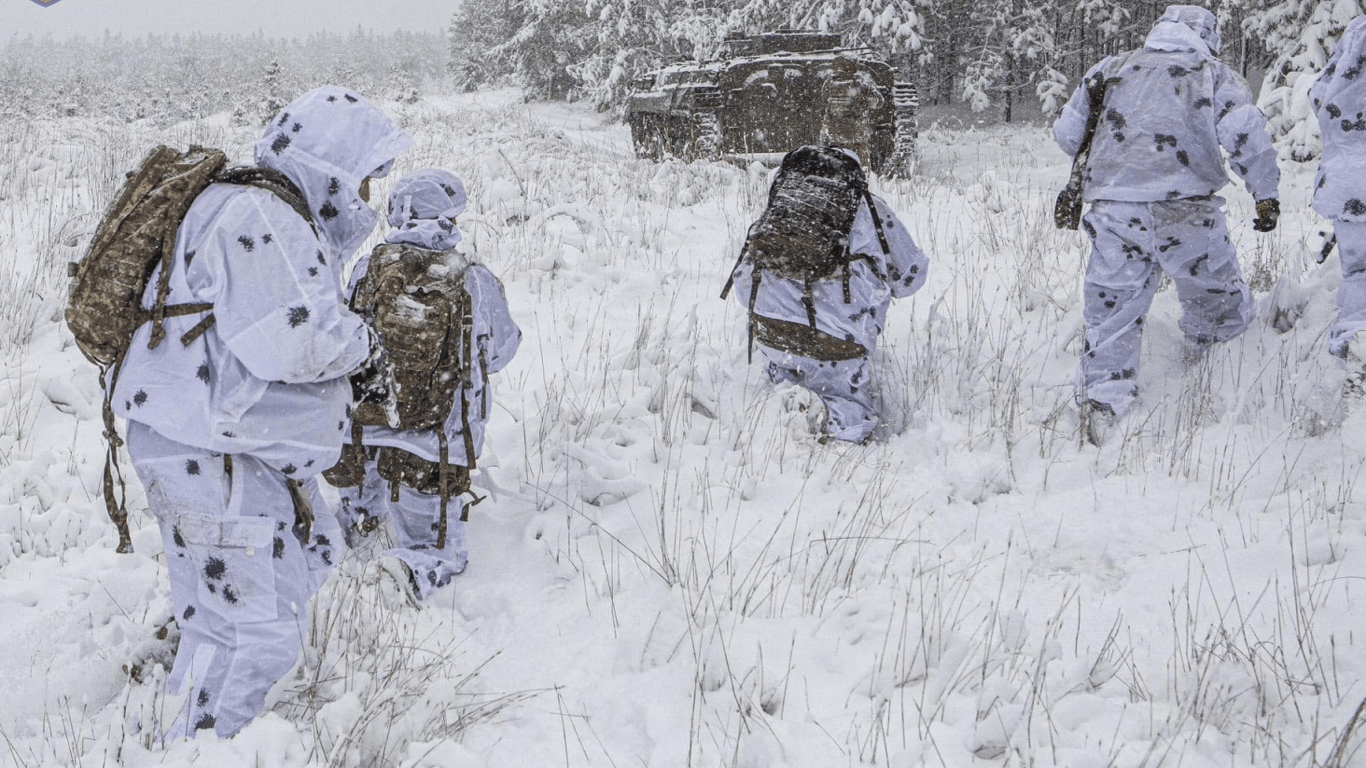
left=261, top=57, right=288, bottom=125
left=448, top=0, right=526, bottom=92
left=490, top=0, right=597, bottom=101
left=387, top=62, right=422, bottom=104
left=960, top=0, right=1065, bottom=120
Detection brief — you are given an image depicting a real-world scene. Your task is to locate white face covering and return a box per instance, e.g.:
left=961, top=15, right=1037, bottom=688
left=254, top=86, right=414, bottom=262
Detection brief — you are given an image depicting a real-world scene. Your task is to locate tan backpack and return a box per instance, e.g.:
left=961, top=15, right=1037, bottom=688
left=338, top=242, right=485, bottom=548
left=66, top=145, right=312, bottom=552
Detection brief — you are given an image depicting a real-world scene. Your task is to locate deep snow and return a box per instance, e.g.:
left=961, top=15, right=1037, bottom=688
left=1, top=89, right=1365, bottom=767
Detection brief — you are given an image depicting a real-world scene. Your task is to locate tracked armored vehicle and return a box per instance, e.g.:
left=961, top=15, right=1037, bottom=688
left=626, top=30, right=917, bottom=174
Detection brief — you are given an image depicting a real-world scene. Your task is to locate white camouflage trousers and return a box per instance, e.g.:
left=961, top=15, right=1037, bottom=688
left=760, top=344, right=878, bottom=442
left=338, top=464, right=469, bottom=600
left=126, top=421, right=340, bottom=739
left=1329, top=221, right=1366, bottom=357
left=1078, top=199, right=1254, bottom=416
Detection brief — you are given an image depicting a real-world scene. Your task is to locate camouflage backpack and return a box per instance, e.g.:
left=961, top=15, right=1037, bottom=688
left=720, top=145, right=890, bottom=362
left=328, top=242, right=483, bottom=549
left=66, top=144, right=312, bottom=552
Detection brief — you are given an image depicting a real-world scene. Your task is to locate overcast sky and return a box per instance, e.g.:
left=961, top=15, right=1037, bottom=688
left=5, top=0, right=454, bottom=39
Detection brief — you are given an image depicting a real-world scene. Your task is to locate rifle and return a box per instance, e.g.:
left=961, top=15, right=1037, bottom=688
left=1055, top=69, right=1123, bottom=230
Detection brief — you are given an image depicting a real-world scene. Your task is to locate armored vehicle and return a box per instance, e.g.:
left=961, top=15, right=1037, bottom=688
left=626, top=30, right=917, bottom=174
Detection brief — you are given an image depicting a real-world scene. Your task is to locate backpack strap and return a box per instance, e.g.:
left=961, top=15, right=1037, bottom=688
left=746, top=264, right=762, bottom=363
left=801, top=279, right=818, bottom=329
left=833, top=191, right=892, bottom=307
left=100, top=349, right=135, bottom=553
left=286, top=478, right=314, bottom=545
left=436, top=282, right=482, bottom=551
left=457, top=286, right=478, bottom=473
left=862, top=191, right=892, bottom=257
left=478, top=342, right=489, bottom=420
left=437, top=432, right=450, bottom=550
left=719, top=240, right=752, bottom=301
left=216, top=167, right=315, bottom=230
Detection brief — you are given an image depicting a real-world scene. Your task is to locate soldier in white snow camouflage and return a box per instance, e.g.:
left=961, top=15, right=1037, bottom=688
left=335, top=170, right=521, bottom=600
left=730, top=149, right=929, bottom=443
left=1312, top=15, right=1366, bottom=362
left=1053, top=5, right=1280, bottom=428
left=114, top=86, right=412, bottom=738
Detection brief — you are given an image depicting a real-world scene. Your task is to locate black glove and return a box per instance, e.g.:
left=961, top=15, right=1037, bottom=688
left=1253, top=199, right=1279, bottom=232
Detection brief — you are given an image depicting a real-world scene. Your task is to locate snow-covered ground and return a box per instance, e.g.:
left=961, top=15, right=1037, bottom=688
left=2, top=89, right=1366, bottom=767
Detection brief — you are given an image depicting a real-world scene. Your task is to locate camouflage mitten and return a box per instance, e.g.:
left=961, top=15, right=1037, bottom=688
left=350, top=325, right=399, bottom=427
left=1253, top=199, right=1279, bottom=232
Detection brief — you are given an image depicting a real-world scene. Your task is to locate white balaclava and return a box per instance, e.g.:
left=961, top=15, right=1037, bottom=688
left=254, top=86, right=413, bottom=263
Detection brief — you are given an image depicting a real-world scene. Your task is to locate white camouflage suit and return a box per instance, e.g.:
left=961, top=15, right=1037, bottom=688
left=112, top=86, right=412, bottom=738
left=1312, top=15, right=1366, bottom=358
left=731, top=161, right=929, bottom=442
left=1053, top=6, right=1280, bottom=416
left=338, top=170, right=521, bottom=599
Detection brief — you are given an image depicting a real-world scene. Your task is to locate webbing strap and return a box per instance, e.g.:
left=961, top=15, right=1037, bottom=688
left=863, top=191, right=892, bottom=257
left=746, top=267, right=762, bottom=364
left=801, top=280, right=818, bottom=329
left=458, top=289, right=478, bottom=473
left=436, top=433, right=449, bottom=550
left=100, top=351, right=134, bottom=553
left=286, top=478, right=314, bottom=545
left=179, top=313, right=217, bottom=347
left=147, top=235, right=178, bottom=350
left=478, top=345, right=489, bottom=420
left=719, top=242, right=751, bottom=301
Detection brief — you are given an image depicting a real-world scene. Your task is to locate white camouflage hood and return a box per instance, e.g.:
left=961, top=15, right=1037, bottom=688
left=1146, top=5, right=1221, bottom=55
left=254, top=86, right=414, bottom=261
left=385, top=169, right=468, bottom=251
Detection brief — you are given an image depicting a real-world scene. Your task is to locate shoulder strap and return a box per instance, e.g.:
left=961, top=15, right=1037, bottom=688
left=216, top=166, right=315, bottom=229
left=1074, top=52, right=1134, bottom=172
left=862, top=191, right=891, bottom=256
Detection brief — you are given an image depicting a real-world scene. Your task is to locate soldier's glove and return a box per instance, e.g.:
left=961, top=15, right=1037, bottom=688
left=1253, top=199, right=1280, bottom=232
left=350, top=325, right=400, bottom=427
left=1054, top=186, right=1083, bottom=230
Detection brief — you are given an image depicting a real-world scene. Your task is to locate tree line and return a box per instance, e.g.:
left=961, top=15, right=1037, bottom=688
left=449, top=0, right=1364, bottom=147
left=0, top=29, right=444, bottom=125
left=2, top=0, right=1361, bottom=153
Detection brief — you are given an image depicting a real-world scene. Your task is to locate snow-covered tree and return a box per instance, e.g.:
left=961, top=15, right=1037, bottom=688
left=386, top=62, right=422, bottom=104
left=959, top=0, right=1068, bottom=120
left=726, top=0, right=923, bottom=53
left=261, top=57, right=289, bottom=125
left=1247, top=0, right=1365, bottom=160
left=490, top=0, right=596, bottom=101
left=449, top=0, right=525, bottom=91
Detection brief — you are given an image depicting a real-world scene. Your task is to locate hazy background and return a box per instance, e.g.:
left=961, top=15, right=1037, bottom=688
left=5, top=0, right=452, bottom=38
